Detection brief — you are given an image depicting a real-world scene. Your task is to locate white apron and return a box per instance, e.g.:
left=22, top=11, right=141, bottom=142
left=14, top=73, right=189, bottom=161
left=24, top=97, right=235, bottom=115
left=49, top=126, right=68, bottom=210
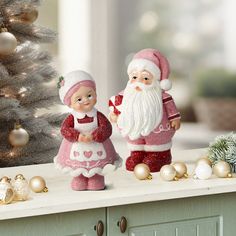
left=69, top=109, right=106, bottom=162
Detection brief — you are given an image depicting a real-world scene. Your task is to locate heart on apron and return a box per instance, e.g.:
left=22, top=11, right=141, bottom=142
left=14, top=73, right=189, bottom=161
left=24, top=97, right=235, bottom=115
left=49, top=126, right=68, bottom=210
left=97, top=151, right=103, bottom=156
left=73, top=151, right=80, bottom=157
left=84, top=151, right=93, bottom=158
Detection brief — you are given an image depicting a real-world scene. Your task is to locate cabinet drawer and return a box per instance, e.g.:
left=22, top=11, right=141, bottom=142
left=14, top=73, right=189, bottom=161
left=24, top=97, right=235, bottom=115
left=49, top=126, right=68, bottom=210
left=107, top=192, right=236, bottom=236
left=0, top=208, right=106, bottom=236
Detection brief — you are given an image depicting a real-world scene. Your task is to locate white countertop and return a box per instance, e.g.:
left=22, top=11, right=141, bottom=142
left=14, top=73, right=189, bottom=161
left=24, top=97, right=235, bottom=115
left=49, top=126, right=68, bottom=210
left=1, top=149, right=236, bottom=220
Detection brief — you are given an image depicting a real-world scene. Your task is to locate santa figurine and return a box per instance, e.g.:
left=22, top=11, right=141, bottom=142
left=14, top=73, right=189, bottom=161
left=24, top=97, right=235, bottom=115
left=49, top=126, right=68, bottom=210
left=54, top=70, right=121, bottom=191
left=109, top=48, right=181, bottom=172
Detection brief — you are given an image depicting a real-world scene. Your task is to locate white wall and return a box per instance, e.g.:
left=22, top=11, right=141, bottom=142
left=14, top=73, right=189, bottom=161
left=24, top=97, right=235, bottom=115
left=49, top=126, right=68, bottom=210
left=223, top=0, right=236, bottom=71
left=58, top=0, right=121, bottom=113
left=58, top=0, right=91, bottom=74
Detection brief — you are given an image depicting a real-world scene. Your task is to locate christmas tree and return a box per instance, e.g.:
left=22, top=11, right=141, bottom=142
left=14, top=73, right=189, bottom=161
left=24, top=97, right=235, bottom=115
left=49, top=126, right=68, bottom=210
left=0, top=0, right=62, bottom=167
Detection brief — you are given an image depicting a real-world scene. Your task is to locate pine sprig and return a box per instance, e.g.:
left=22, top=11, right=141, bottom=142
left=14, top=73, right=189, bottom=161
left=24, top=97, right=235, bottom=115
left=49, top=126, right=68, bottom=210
left=208, top=133, right=236, bottom=172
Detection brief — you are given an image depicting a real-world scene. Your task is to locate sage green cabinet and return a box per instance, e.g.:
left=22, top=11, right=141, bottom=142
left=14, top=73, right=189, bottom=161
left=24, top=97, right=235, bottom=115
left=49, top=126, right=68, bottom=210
left=0, top=208, right=106, bottom=236
left=107, top=193, right=236, bottom=236
left=2, top=192, right=236, bottom=236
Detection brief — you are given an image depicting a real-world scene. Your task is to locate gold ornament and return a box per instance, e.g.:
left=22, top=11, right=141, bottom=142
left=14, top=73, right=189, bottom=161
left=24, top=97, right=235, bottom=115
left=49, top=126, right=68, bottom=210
left=0, top=176, right=15, bottom=204
left=213, top=161, right=232, bottom=178
left=0, top=30, right=17, bottom=55
left=13, top=174, right=30, bottom=201
left=197, top=157, right=212, bottom=167
left=134, top=164, right=152, bottom=180
left=10, top=7, right=38, bottom=24
left=9, top=123, right=29, bottom=147
left=20, top=8, right=38, bottom=23
left=160, top=165, right=178, bottom=181
left=29, top=176, right=48, bottom=193
left=172, top=162, right=188, bottom=178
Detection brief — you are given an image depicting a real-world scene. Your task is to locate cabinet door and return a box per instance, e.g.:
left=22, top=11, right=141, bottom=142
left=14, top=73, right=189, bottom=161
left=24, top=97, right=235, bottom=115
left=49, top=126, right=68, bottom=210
left=129, top=216, right=219, bottom=236
left=0, top=208, right=106, bottom=236
left=107, top=192, right=236, bottom=236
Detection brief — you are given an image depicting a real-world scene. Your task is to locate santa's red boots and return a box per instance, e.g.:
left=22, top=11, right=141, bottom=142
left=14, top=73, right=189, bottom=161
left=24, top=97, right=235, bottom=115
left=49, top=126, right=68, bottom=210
left=143, top=150, right=171, bottom=172
left=126, top=150, right=172, bottom=172
left=126, top=151, right=146, bottom=171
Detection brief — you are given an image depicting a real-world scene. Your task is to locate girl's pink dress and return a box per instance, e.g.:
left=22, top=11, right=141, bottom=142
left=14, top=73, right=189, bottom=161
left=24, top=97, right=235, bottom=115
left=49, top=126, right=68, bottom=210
left=54, top=108, right=121, bottom=178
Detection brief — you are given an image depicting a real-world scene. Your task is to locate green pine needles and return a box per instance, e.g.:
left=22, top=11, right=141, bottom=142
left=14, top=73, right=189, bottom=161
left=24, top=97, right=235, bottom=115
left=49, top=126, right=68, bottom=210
left=208, top=133, right=236, bottom=172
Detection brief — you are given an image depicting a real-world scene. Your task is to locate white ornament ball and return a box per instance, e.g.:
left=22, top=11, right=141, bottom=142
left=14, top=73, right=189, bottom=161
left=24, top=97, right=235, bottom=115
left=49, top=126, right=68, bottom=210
left=0, top=32, right=17, bottom=55
left=195, top=163, right=212, bottom=180
left=160, top=165, right=177, bottom=181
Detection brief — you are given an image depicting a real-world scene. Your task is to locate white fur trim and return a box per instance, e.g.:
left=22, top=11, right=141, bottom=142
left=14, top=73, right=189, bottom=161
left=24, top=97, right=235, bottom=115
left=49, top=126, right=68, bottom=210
left=127, top=59, right=161, bottom=80
left=54, top=154, right=122, bottom=177
left=127, top=143, right=144, bottom=151
left=127, top=142, right=172, bottom=152
left=59, top=70, right=94, bottom=104
left=144, top=142, right=172, bottom=151
left=102, top=155, right=123, bottom=175
left=71, top=108, right=97, bottom=119
left=160, top=79, right=172, bottom=91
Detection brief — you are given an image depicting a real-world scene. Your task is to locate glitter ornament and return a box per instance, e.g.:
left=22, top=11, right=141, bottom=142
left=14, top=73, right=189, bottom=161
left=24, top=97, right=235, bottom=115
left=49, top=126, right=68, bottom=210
left=13, top=174, right=30, bottom=201
left=0, top=176, right=14, bottom=204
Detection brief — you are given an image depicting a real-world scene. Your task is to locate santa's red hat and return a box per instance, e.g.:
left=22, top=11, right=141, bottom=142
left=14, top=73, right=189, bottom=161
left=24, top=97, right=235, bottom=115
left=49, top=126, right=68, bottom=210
left=127, top=48, right=171, bottom=91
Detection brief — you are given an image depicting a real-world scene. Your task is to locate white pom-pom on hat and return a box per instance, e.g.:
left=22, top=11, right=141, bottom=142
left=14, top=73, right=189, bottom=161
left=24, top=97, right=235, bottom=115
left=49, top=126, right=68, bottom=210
left=160, top=79, right=172, bottom=91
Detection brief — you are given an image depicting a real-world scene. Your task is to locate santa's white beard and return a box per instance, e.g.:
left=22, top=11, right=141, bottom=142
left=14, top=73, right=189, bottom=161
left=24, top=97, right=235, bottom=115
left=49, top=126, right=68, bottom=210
left=117, top=81, right=163, bottom=140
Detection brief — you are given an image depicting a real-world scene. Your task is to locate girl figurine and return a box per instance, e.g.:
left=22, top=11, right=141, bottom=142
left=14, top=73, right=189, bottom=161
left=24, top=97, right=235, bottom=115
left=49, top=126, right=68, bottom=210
left=54, top=70, right=121, bottom=191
